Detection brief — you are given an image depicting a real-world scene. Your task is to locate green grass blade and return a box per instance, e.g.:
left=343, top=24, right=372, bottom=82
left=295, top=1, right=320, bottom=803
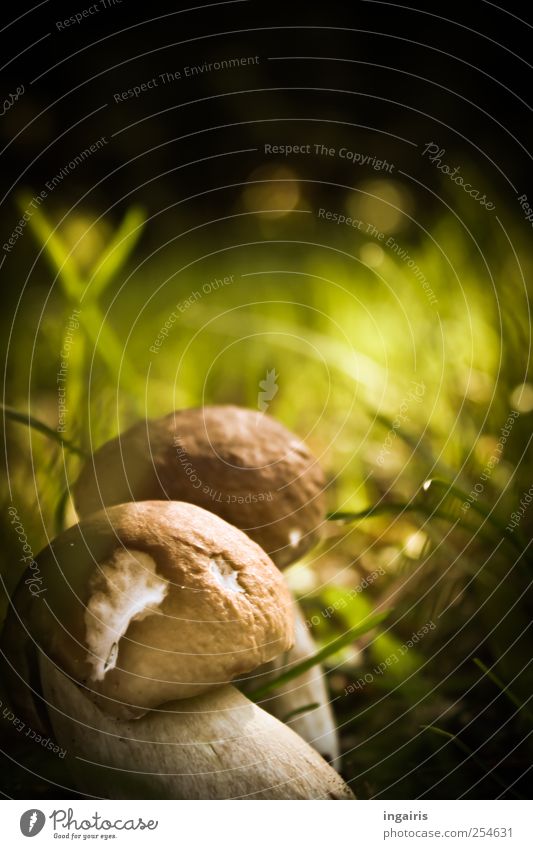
left=328, top=501, right=448, bottom=522
left=54, top=488, right=70, bottom=535
left=16, top=194, right=84, bottom=299
left=17, top=195, right=142, bottom=395
left=2, top=405, right=87, bottom=457
left=422, top=479, right=531, bottom=562
left=281, top=703, right=321, bottom=723
left=61, top=316, right=86, bottom=444
left=422, top=724, right=522, bottom=798
left=89, top=207, right=146, bottom=299
left=328, top=500, right=484, bottom=538
left=370, top=408, right=445, bottom=471
left=329, top=483, right=530, bottom=564
left=248, top=611, right=390, bottom=700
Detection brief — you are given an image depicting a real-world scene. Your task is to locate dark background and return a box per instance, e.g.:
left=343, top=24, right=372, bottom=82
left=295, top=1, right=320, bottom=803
left=2, top=0, right=532, bottom=216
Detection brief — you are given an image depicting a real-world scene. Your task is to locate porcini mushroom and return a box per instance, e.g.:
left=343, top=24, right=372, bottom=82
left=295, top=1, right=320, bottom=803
left=2, top=501, right=354, bottom=799
left=71, top=406, right=338, bottom=763
left=73, top=405, right=326, bottom=569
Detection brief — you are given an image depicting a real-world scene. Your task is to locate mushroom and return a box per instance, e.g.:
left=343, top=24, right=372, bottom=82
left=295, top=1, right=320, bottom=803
left=71, top=406, right=338, bottom=763
left=73, top=405, right=326, bottom=569
left=1, top=501, right=354, bottom=799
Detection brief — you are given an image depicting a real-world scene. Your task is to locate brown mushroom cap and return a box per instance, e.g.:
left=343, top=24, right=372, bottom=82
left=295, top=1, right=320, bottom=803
left=73, top=406, right=326, bottom=568
left=17, top=501, right=293, bottom=719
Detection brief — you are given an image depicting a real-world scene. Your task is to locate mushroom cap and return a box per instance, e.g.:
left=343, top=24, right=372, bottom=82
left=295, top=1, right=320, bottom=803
left=73, top=406, right=326, bottom=568
left=24, top=501, right=294, bottom=718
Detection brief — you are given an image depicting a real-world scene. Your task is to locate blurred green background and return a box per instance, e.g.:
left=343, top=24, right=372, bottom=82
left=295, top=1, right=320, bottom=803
left=2, top=173, right=532, bottom=798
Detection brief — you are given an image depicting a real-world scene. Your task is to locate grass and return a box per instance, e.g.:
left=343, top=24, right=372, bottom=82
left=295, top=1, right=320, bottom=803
left=0, top=189, right=531, bottom=799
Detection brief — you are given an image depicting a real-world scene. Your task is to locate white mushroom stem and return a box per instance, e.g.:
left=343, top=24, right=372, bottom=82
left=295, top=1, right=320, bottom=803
left=241, top=602, right=340, bottom=768
left=39, top=656, right=353, bottom=800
